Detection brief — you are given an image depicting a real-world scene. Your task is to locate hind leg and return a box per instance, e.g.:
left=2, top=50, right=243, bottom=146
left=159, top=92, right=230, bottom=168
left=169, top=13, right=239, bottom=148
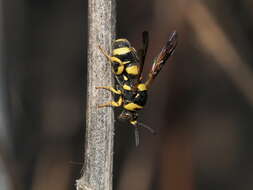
left=95, top=86, right=121, bottom=95
left=97, top=96, right=123, bottom=108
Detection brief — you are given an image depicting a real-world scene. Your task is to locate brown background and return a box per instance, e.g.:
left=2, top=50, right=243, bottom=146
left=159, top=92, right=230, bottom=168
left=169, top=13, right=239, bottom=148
left=1, top=0, right=253, bottom=189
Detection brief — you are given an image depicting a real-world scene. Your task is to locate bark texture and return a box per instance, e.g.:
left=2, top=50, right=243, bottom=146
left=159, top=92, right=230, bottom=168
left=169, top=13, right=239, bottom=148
left=76, top=0, right=116, bottom=189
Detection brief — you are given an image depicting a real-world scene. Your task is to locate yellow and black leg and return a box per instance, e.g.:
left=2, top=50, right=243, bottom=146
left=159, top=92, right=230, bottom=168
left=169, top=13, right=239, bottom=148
left=96, top=86, right=123, bottom=108
left=95, top=86, right=122, bottom=95
left=97, top=101, right=121, bottom=108
left=97, top=96, right=123, bottom=108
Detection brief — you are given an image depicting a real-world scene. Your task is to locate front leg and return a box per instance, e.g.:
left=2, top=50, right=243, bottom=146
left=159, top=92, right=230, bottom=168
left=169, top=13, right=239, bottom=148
left=98, top=45, right=112, bottom=61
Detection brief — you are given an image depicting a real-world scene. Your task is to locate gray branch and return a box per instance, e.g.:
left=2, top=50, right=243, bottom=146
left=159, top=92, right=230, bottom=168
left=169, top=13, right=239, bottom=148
left=76, top=0, right=116, bottom=190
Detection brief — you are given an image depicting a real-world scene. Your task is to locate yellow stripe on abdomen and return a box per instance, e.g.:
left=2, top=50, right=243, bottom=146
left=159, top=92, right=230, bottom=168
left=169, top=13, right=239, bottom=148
left=137, top=83, right=147, bottom=91
left=130, top=120, right=137, bottom=125
left=124, top=103, right=143, bottom=111
left=123, top=84, right=131, bottom=90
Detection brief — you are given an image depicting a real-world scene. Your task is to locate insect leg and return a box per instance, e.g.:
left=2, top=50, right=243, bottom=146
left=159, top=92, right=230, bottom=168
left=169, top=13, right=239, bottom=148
left=97, top=96, right=123, bottom=108
left=131, top=121, right=156, bottom=146
left=97, top=45, right=113, bottom=61
left=138, top=122, right=156, bottom=134
left=95, top=86, right=121, bottom=95
left=131, top=120, right=156, bottom=138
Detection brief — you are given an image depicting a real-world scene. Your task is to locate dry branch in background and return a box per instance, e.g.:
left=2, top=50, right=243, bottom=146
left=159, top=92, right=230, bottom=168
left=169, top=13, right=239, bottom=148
left=187, top=2, right=253, bottom=106
left=76, top=0, right=116, bottom=190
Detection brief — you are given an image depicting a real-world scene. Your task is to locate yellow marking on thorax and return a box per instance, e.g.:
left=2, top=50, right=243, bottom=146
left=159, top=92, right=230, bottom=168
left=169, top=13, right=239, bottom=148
left=110, top=56, right=123, bottom=75
left=123, top=75, right=128, bottom=81
left=135, top=94, right=140, bottom=98
left=124, top=103, right=143, bottom=111
left=114, top=65, right=124, bottom=75
left=130, top=120, right=137, bottom=125
left=123, top=84, right=131, bottom=90
left=137, top=83, right=147, bottom=91
left=123, top=61, right=131, bottom=65
left=110, top=56, right=122, bottom=64
left=126, top=65, right=139, bottom=75
left=113, top=47, right=131, bottom=55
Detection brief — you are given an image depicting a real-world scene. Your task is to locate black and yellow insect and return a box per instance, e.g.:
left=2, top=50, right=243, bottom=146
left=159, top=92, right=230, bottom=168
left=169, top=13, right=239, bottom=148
left=96, top=31, right=178, bottom=146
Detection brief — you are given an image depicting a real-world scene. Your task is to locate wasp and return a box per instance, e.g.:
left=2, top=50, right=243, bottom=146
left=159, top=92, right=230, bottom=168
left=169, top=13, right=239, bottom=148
left=96, top=31, right=178, bottom=146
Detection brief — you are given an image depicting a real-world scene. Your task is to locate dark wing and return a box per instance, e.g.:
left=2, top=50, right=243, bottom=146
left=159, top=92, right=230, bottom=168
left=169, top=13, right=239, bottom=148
left=145, top=31, right=178, bottom=88
left=137, top=31, right=149, bottom=79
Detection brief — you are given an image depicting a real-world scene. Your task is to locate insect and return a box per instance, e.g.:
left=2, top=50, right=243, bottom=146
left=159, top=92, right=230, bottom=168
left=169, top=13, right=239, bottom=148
left=96, top=31, right=178, bottom=146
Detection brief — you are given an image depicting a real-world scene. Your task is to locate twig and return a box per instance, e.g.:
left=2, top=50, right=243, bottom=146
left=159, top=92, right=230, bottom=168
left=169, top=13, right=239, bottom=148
left=76, top=0, right=116, bottom=189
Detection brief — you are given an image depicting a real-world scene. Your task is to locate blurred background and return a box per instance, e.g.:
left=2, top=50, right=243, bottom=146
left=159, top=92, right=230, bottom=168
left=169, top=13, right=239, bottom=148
left=1, top=0, right=253, bottom=189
